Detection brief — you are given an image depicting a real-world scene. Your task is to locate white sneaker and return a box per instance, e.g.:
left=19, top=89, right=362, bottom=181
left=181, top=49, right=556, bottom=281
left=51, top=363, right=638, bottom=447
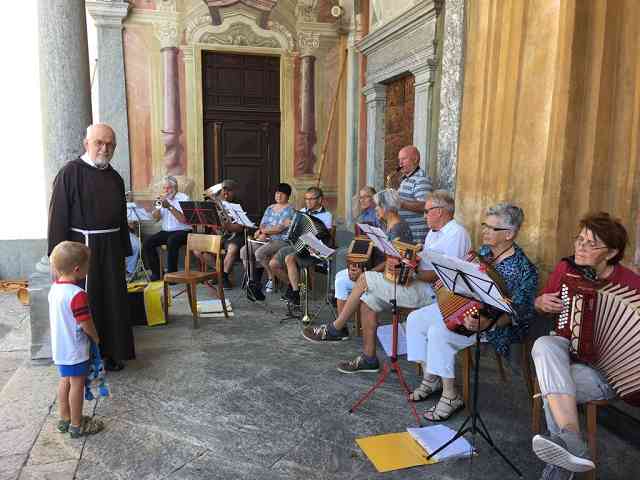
left=265, top=279, right=274, bottom=293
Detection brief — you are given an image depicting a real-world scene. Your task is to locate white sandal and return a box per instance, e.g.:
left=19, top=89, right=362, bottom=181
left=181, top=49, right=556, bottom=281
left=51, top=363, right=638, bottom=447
left=409, top=378, right=442, bottom=402
left=423, top=394, right=465, bottom=422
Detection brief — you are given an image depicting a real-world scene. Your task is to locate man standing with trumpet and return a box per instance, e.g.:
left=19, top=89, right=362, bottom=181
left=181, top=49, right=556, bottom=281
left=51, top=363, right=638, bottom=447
left=142, top=176, right=191, bottom=281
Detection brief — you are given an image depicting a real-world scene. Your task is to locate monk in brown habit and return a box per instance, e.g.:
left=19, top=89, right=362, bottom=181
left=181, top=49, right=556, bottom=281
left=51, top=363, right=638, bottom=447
left=48, top=123, right=134, bottom=371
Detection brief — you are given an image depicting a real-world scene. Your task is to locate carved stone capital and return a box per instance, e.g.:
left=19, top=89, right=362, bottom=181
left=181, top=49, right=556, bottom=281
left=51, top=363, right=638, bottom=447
left=86, top=0, right=130, bottom=28
left=362, top=83, right=387, bottom=103
left=158, top=0, right=178, bottom=13
left=155, top=21, right=180, bottom=49
left=298, top=30, right=320, bottom=56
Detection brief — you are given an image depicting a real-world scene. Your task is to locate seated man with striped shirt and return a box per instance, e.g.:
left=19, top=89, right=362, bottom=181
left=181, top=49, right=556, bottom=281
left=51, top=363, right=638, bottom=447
left=397, top=145, right=433, bottom=244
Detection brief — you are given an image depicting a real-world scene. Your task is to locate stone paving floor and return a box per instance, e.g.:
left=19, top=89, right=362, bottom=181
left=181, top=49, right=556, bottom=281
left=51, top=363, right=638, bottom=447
left=0, top=287, right=639, bottom=480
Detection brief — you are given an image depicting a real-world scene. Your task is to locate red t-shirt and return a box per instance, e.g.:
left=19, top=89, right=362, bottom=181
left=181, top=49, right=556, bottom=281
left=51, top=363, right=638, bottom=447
left=542, top=260, right=640, bottom=293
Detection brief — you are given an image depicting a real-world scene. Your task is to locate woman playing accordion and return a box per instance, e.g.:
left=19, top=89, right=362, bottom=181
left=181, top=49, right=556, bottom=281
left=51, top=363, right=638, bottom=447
left=532, top=212, right=640, bottom=479
left=334, top=188, right=413, bottom=323
left=405, top=203, right=538, bottom=421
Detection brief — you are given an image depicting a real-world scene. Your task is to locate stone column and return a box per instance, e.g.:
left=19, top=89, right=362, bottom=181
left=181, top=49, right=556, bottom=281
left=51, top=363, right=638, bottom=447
left=86, top=0, right=132, bottom=190
left=411, top=63, right=433, bottom=173
left=33, top=0, right=93, bottom=360
left=297, top=31, right=320, bottom=175
left=161, top=46, right=183, bottom=175
left=435, top=0, right=465, bottom=192
left=344, top=30, right=361, bottom=226
left=363, top=83, right=386, bottom=190
left=155, top=20, right=183, bottom=176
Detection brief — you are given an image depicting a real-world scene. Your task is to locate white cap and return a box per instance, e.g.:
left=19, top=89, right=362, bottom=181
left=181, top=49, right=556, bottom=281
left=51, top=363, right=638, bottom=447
left=205, top=183, right=223, bottom=197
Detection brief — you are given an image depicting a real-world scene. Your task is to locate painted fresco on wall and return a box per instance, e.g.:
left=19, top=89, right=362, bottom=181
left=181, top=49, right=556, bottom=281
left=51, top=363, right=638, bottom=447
left=370, top=0, right=421, bottom=31
left=130, top=0, right=156, bottom=9
left=177, top=49, right=188, bottom=175
left=317, top=43, right=341, bottom=185
left=123, top=26, right=153, bottom=193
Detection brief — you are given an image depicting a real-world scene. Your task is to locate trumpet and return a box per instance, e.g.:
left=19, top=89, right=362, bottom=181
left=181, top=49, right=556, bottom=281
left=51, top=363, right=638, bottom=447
left=300, top=266, right=311, bottom=325
left=385, top=166, right=402, bottom=189
left=154, top=197, right=163, bottom=209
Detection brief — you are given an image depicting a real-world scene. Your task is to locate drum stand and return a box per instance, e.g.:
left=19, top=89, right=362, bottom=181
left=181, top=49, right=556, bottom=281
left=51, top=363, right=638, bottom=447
left=349, top=271, right=422, bottom=426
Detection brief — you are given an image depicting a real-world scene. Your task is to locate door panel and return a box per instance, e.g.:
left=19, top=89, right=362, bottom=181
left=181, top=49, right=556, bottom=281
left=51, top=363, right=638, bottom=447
left=202, top=52, right=280, bottom=222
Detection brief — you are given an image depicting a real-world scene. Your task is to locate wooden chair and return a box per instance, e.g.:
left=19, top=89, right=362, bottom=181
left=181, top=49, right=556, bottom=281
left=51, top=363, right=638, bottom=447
left=163, top=233, right=228, bottom=328
left=461, top=337, right=535, bottom=415
left=531, top=378, right=607, bottom=480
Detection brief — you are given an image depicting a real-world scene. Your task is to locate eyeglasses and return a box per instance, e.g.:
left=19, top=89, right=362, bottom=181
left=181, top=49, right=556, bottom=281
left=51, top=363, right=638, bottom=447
left=574, top=236, right=608, bottom=251
left=481, top=222, right=512, bottom=232
left=359, top=195, right=372, bottom=199
left=304, top=196, right=320, bottom=201
left=91, top=140, right=116, bottom=152
left=424, top=206, right=443, bottom=214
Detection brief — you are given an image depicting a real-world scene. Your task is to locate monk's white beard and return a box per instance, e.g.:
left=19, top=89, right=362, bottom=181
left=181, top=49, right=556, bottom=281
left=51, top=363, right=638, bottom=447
left=93, top=156, right=111, bottom=169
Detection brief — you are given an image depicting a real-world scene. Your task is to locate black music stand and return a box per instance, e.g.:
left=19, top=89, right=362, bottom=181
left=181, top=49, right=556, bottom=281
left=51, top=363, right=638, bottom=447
left=348, top=231, right=422, bottom=425
left=423, top=251, right=522, bottom=478
left=179, top=201, right=220, bottom=230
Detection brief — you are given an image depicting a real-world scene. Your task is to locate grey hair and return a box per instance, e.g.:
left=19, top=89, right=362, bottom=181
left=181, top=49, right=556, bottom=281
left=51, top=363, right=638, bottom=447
left=85, top=124, right=117, bottom=143
left=426, top=189, right=455, bottom=214
left=485, top=203, right=524, bottom=232
left=373, top=189, right=401, bottom=213
left=163, top=175, right=178, bottom=190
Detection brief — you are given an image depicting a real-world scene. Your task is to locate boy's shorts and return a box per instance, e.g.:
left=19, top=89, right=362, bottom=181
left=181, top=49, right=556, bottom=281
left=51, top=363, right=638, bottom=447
left=57, top=360, right=90, bottom=377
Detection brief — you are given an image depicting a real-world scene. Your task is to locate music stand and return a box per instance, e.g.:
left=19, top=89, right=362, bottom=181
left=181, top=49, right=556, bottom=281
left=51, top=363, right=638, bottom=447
left=422, top=250, right=522, bottom=478
left=126, top=202, right=152, bottom=283
left=222, top=204, right=259, bottom=300
left=349, top=229, right=422, bottom=426
left=179, top=201, right=220, bottom=230
left=281, top=232, right=337, bottom=325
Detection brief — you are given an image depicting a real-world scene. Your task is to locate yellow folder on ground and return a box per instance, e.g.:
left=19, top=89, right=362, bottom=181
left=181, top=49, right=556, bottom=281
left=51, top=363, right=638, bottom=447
left=355, top=432, right=436, bottom=473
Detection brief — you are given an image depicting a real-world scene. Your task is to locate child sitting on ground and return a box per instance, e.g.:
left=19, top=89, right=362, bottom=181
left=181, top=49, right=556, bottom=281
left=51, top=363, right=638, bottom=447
left=49, top=241, right=104, bottom=438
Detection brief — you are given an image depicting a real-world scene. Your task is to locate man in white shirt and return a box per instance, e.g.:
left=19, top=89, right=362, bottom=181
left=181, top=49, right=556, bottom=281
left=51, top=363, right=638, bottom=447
left=302, top=190, right=471, bottom=375
left=269, top=186, right=333, bottom=306
left=405, top=190, right=472, bottom=389
left=142, top=176, right=192, bottom=281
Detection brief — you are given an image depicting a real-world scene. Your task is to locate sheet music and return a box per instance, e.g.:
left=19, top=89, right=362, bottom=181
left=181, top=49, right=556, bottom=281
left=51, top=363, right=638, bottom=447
left=126, top=202, right=153, bottom=221
left=423, top=250, right=513, bottom=314
left=224, top=202, right=256, bottom=228
left=407, top=425, right=474, bottom=461
left=357, top=223, right=401, bottom=258
left=300, top=232, right=336, bottom=258
left=376, top=323, right=407, bottom=356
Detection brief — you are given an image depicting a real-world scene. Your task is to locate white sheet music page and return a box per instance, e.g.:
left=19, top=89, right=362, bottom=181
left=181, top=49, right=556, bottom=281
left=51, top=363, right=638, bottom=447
left=300, top=232, right=335, bottom=258
left=126, top=202, right=153, bottom=221
left=224, top=202, right=256, bottom=228
left=422, top=250, right=513, bottom=314
left=357, top=223, right=401, bottom=258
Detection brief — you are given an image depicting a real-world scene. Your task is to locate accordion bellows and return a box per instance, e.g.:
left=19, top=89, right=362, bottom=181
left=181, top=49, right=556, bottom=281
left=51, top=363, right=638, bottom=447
left=556, top=274, right=640, bottom=407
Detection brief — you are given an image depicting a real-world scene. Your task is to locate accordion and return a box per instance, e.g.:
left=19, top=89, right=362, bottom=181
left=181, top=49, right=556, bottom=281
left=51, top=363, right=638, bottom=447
left=436, top=252, right=509, bottom=336
left=383, top=241, right=420, bottom=286
left=346, top=236, right=374, bottom=269
left=556, top=272, right=640, bottom=407
left=286, top=211, right=330, bottom=258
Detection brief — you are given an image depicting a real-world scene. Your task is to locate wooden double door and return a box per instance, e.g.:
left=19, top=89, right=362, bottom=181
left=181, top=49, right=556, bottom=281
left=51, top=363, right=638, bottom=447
left=202, top=52, right=280, bottom=221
